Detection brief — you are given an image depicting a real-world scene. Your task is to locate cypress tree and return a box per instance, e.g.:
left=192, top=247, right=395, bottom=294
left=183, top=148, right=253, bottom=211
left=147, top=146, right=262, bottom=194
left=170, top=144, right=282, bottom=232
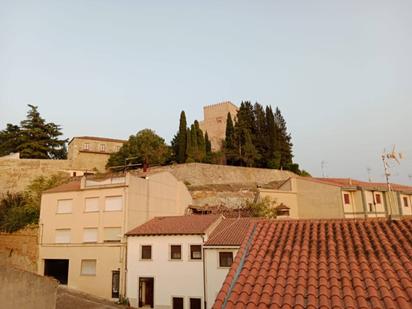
left=176, top=111, right=187, bottom=163
left=274, top=107, right=293, bottom=169
left=194, top=120, right=205, bottom=161
left=265, top=106, right=280, bottom=169
left=185, top=128, right=193, bottom=162
left=253, top=103, right=267, bottom=167
left=205, top=132, right=211, bottom=154
left=224, top=113, right=236, bottom=165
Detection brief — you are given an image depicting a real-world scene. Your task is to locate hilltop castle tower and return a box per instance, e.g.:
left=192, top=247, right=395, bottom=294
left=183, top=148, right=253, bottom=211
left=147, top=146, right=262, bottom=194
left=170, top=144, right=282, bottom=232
left=199, top=101, right=238, bottom=151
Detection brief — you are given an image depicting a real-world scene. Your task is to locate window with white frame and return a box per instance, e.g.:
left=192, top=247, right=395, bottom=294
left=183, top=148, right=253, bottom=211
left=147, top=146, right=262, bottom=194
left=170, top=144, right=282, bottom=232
left=85, top=197, right=99, bottom=212
left=83, top=143, right=90, bottom=150
left=55, top=229, right=71, bottom=243
left=100, top=144, right=106, bottom=152
left=103, top=227, right=121, bottom=242
left=190, top=245, right=202, bottom=260
left=83, top=228, right=98, bottom=243
left=80, top=259, right=96, bottom=276
left=141, top=245, right=152, bottom=260
left=170, top=245, right=182, bottom=260
left=104, top=196, right=122, bottom=211
left=219, top=251, right=233, bottom=267
left=56, top=199, right=72, bottom=214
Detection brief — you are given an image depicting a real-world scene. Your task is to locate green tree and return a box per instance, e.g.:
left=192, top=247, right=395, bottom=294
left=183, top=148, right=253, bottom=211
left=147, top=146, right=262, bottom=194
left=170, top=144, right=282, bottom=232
left=0, top=105, right=67, bottom=159
left=265, top=106, right=281, bottom=169
left=243, top=196, right=277, bottom=218
left=224, top=113, right=237, bottom=165
left=0, top=124, right=21, bottom=156
left=176, top=111, right=187, bottom=163
left=274, top=107, right=293, bottom=169
left=107, top=129, right=170, bottom=169
left=253, top=103, right=267, bottom=167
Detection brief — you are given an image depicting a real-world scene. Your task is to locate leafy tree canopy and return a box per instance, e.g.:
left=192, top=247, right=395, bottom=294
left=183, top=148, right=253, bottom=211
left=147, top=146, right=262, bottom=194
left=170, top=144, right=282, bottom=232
left=107, top=129, right=170, bottom=170
left=0, top=105, right=67, bottom=159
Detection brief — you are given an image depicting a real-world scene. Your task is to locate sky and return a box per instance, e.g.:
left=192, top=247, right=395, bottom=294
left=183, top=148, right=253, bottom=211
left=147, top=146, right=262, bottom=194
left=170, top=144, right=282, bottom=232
left=1, top=0, right=411, bottom=184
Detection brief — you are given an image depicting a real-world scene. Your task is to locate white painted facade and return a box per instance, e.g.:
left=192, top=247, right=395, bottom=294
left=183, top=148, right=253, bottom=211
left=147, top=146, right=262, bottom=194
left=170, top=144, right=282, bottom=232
left=400, top=194, right=412, bottom=215
left=126, top=235, right=205, bottom=309
left=204, top=247, right=238, bottom=309
left=364, top=191, right=386, bottom=217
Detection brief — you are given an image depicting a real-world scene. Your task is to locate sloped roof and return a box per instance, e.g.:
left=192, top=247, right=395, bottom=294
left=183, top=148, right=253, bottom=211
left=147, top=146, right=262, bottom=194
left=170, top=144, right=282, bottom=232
left=126, top=215, right=221, bottom=236
left=69, top=136, right=127, bottom=144
left=205, top=218, right=255, bottom=246
left=43, top=179, right=81, bottom=193
left=214, top=218, right=412, bottom=309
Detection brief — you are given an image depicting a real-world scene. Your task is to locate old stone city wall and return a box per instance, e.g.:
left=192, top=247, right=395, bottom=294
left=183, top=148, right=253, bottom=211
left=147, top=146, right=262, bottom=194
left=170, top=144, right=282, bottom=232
left=0, top=226, right=38, bottom=273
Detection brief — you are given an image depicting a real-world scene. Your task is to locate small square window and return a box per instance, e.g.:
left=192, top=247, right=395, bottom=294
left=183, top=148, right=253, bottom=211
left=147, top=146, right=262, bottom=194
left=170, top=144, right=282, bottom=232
left=141, top=245, right=152, bottom=260
left=85, top=197, right=99, bottom=212
left=219, top=252, right=233, bottom=267
left=375, top=194, right=382, bottom=204
left=172, top=297, right=184, bottom=309
left=55, top=229, right=71, bottom=243
left=103, top=227, right=121, bottom=242
left=81, top=259, right=96, bottom=276
left=83, top=228, right=98, bottom=243
left=190, top=298, right=201, bottom=309
left=57, top=199, right=72, bottom=214
left=170, top=245, right=181, bottom=260
left=190, top=245, right=202, bottom=260
left=343, top=193, right=350, bottom=205
left=83, top=143, right=89, bottom=150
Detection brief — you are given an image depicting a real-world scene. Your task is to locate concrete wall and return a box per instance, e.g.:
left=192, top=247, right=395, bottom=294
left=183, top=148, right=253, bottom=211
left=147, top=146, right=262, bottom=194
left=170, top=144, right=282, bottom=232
left=0, top=227, right=38, bottom=272
left=126, top=235, right=205, bottom=309
left=295, top=178, right=344, bottom=219
left=149, top=163, right=295, bottom=187
left=204, top=248, right=238, bottom=309
left=0, top=265, right=57, bottom=309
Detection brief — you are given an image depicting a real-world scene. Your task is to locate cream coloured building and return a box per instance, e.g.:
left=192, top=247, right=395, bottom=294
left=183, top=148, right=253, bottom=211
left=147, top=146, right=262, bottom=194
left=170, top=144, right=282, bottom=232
left=199, top=102, right=238, bottom=152
left=38, top=171, right=192, bottom=300
left=67, top=136, right=126, bottom=172
left=258, top=177, right=412, bottom=219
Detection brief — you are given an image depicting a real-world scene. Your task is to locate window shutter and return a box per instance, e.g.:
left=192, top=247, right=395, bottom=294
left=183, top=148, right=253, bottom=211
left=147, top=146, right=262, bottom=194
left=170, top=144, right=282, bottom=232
left=105, top=196, right=122, bottom=211
left=85, top=198, right=99, bottom=212
left=104, top=227, right=121, bottom=242
left=57, top=200, right=72, bottom=213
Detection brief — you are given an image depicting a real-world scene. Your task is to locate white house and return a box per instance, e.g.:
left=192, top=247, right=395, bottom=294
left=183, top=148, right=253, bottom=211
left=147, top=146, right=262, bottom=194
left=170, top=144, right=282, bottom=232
left=125, top=215, right=253, bottom=309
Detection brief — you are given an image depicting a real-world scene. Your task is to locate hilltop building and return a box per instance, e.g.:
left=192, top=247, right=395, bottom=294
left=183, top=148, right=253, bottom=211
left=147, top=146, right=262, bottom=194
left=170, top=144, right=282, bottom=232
left=67, top=136, right=126, bottom=172
left=38, top=171, right=192, bottom=300
left=199, top=102, right=238, bottom=151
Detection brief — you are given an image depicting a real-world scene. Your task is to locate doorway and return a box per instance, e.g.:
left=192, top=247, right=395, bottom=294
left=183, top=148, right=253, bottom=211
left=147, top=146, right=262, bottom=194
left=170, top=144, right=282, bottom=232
left=112, top=271, right=120, bottom=298
left=44, top=259, right=69, bottom=284
left=139, top=277, right=154, bottom=308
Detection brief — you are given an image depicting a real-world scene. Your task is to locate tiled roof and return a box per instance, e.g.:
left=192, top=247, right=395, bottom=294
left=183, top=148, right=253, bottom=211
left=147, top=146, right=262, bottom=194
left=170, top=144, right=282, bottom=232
left=126, top=215, right=222, bottom=236
left=313, top=177, right=412, bottom=193
left=43, top=179, right=81, bottom=193
left=205, top=218, right=255, bottom=246
left=214, top=219, right=412, bottom=309
left=69, top=136, right=127, bottom=144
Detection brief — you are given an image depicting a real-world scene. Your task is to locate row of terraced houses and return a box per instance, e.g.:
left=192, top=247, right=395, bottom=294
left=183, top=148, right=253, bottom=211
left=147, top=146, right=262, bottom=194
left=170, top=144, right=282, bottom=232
left=37, top=163, right=412, bottom=309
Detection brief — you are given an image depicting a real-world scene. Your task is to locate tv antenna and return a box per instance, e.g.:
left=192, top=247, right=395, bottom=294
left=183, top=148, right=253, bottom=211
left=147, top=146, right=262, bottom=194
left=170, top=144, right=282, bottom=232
left=381, top=145, right=403, bottom=218
left=366, top=167, right=372, bottom=182
left=321, top=160, right=327, bottom=178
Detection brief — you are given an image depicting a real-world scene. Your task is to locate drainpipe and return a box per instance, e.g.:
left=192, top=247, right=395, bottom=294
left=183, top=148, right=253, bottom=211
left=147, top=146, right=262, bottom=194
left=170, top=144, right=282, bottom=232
left=202, top=235, right=207, bottom=309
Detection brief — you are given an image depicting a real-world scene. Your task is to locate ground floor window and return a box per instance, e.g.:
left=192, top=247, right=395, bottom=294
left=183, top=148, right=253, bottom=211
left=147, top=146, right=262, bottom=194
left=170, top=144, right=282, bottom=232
left=190, top=298, right=201, bottom=309
left=44, top=259, right=69, bottom=284
left=219, top=252, right=234, bottom=267
left=172, top=297, right=184, bottom=309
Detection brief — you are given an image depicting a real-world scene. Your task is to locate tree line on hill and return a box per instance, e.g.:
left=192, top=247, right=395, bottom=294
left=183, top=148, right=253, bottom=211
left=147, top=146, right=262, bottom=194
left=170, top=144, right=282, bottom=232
left=0, top=105, right=67, bottom=159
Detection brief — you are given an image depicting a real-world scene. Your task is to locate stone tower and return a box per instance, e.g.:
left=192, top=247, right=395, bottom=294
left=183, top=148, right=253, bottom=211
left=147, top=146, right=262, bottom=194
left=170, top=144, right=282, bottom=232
left=199, top=101, right=238, bottom=151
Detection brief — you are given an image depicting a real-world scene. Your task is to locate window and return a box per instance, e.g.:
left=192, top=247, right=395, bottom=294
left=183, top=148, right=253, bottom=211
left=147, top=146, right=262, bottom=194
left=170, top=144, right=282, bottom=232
left=105, top=196, right=122, bottom=211
left=375, top=194, right=382, bottom=204
left=80, top=259, right=96, bottom=276
left=190, top=245, right=202, bottom=260
left=170, top=245, right=182, bottom=260
left=83, top=143, right=89, bottom=150
left=343, top=193, right=350, bottom=205
left=100, top=144, right=106, bottom=152
left=404, top=197, right=409, bottom=207
left=104, top=227, right=121, bottom=242
left=219, top=252, right=233, bottom=267
left=115, top=145, right=121, bottom=151
left=85, top=197, right=99, bottom=212
left=83, top=228, right=98, bottom=243
left=56, top=199, right=72, bottom=214
left=55, top=229, right=71, bottom=243
left=141, top=245, right=152, bottom=260
left=172, top=297, right=184, bottom=309
left=368, top=203, right=373, bottom=212
left=190, top=298, right=201, bottom=309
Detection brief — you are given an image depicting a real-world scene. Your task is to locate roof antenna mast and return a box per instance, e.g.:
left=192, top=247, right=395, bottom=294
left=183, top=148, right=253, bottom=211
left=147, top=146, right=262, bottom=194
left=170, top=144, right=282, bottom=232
left=381, top=145, right=403, bottom=219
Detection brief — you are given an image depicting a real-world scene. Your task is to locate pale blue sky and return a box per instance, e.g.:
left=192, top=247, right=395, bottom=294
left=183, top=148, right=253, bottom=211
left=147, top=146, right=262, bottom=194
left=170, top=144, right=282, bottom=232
left=1, top=1, right=411, bottom=184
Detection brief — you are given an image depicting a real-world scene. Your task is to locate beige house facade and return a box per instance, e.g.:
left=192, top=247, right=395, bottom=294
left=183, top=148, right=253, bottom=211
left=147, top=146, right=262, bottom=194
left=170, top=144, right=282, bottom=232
left=67, top=136, right=126, bottom=172
left=199, top=102, right=238, bottom=152
left=258, top=177, right=412, bottom=219
left=38, top=172, right=192, bottom=300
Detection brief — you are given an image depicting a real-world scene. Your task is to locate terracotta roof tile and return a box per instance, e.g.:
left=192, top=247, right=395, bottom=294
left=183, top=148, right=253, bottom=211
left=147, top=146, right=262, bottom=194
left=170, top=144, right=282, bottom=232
left=213, top=218, right=412, bottom=309
left=206, top=218, right=256, bottom=246
left=43, top=179, right=81, bottom=193
left=126, top=214, right=221, bottom=236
